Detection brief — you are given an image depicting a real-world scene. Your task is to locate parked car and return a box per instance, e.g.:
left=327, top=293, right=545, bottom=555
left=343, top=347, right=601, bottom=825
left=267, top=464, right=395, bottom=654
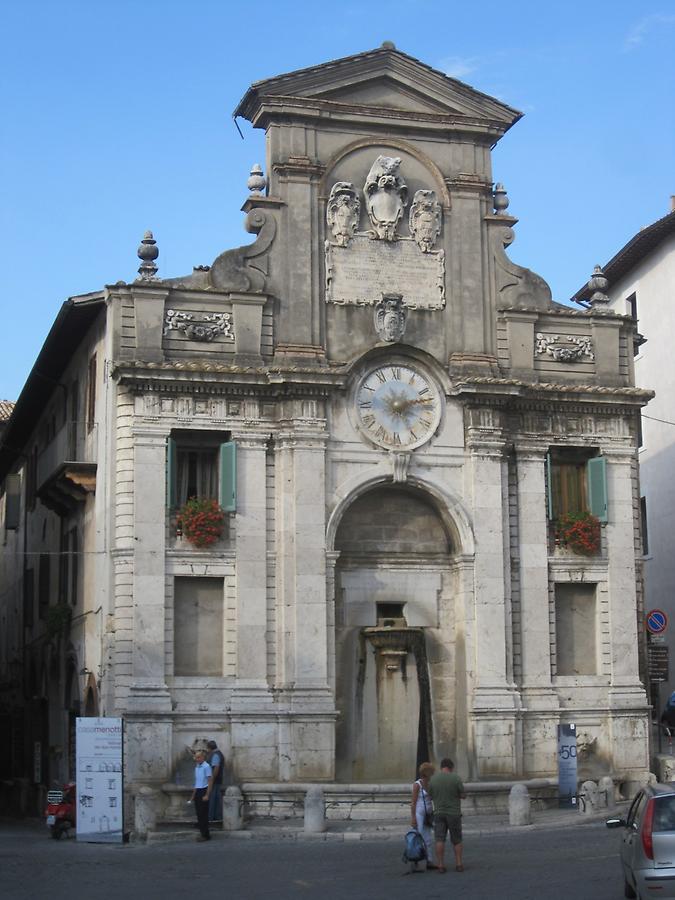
left=607, top=782, right=675, bottom=898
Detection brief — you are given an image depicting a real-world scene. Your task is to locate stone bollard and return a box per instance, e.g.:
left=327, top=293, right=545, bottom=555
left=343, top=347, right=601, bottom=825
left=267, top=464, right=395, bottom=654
left=509, top=783, right=531, bottom=826
left=134, top=785, right=159, bottom=836
left=580, top=780, right=599, bottom=815
left=223, top=785, right=243, bottom=831
left=598, top=776, right=615, bottom=811
left=304, top=786, right=326, bottom=833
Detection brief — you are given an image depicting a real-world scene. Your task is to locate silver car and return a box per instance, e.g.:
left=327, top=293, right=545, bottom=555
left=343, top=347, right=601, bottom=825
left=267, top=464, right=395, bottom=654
left=607, top=782, right=675, bottom=898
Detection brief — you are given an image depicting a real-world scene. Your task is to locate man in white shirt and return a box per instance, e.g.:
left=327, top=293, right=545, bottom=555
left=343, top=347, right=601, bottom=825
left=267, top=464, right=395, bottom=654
left=190, top=749, right=213, bottom=841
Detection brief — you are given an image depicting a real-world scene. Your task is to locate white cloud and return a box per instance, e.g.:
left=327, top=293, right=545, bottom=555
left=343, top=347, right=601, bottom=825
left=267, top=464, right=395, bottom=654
left=624, top=12, right=675, bottom=50
left=437, top=55, right=481, bottom=80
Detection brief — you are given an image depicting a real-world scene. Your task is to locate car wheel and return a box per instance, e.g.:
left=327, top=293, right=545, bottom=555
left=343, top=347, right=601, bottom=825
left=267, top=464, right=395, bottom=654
left=624, top=876, right=636, bottom=899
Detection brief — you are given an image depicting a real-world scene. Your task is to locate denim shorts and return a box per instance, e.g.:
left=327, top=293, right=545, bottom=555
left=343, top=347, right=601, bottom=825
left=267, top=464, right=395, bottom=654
left=433, top=813, right=462, bottom=845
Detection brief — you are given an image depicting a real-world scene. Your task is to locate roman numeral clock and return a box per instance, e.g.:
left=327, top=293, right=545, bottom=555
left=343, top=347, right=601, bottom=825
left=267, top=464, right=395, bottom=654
left=356, top=364, right=441, bottom=450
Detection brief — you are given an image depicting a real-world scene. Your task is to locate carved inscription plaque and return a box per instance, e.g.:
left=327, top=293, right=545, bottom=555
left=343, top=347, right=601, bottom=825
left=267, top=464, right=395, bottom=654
left=325, top=235, right=445, bottom=309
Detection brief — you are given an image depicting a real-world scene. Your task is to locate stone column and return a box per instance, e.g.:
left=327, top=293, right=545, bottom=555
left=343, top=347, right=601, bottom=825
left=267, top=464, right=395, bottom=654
left=128, top=427, right=171, bottom=713
left=273, top=420, right=335, bottom=780
left=516, top=449, right=556, bottom=701
left=515, top=446, right=558, bottom=777
left=604, top=450, right=649, bottom=778
left=231, top=432, right=270, bottom=688
left=272, top=154, right=324, bottom=355
left=275, top=427, right=329, bottom=691
left=605, top=452, right=643, bottom=687
left=465, top=410, right=519, bottom=777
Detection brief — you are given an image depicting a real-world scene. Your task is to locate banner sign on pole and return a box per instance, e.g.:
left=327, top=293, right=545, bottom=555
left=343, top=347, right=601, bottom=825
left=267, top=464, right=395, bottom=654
left=558, top=723, right=577, bottom=809
left=76, top=717, right=124, bottom=843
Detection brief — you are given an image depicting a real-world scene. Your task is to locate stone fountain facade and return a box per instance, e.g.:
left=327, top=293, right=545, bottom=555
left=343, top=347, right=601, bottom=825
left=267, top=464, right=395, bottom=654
left=0, top=45, right=652, bottom=825
left=116, top=47, right=651, bottom=805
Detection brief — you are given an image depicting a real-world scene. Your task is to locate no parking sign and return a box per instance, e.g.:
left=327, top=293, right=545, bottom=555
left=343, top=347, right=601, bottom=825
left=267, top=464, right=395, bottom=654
left=647, top=609, right=668, bottom=635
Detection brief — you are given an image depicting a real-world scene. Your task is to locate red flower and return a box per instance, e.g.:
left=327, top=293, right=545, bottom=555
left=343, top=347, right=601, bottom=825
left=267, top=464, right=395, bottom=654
left=176, top=498, right=225, bottom=547
left=555, top=511, right=601, bottom=556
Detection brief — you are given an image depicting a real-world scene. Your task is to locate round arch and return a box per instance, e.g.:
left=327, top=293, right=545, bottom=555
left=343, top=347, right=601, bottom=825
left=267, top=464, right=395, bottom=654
left=326, top=471, right=475, bottom=557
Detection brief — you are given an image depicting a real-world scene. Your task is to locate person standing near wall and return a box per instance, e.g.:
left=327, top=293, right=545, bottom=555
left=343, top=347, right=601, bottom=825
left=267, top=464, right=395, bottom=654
left=206, top=740, right=223, bottom=822
left=429, top=757, right=466, bottom=873
left=410, top=762, right=436, bottom=869
left=190, top=749, right=212, bottom=841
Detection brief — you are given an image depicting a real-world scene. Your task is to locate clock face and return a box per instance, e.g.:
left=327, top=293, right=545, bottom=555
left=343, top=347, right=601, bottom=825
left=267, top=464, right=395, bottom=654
left=356, top=364, right=441, bottom=450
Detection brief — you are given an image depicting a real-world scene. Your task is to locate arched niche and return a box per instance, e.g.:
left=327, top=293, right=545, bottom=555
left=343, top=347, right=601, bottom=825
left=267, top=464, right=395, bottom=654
left=333, top=482, right=459, bottom=783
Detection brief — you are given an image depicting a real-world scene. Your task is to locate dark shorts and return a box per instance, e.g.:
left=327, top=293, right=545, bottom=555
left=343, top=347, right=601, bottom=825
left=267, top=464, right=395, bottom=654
left=434, top=813, right=462, bottom=845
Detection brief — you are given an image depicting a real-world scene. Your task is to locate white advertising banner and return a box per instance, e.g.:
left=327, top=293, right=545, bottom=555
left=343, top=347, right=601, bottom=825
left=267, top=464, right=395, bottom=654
left=75, top=717, right=124, bottom=843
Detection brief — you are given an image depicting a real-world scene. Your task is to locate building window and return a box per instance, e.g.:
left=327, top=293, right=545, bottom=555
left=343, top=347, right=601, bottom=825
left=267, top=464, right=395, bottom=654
left=86, top=354, right=97, bottom=432
left=546, top=448, right=608, bottom=522
left=627, top=292, right=637, bottom=321
left=23, top=569, right=34, bottom=628
left=38, top=554, right=50, bottom=619
left=166, top=431, right=236, bottom=512
left=173, top=576, right=224, bottom=676
left=640, top=496, right=649, bottom=556
left=4, top=473, right=21, bottom=530
left=26, top=446, right=38, bottom=511
left=554, top=583, right=598, bottom=675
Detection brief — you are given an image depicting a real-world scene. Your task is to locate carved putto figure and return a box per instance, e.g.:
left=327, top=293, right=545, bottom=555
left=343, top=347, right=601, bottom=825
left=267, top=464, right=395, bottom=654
left=374, top=293, right=407, bottom=343
left=409, top=190, right=442, bottom=252
left=363, top=156, right=408, bottom=241
left=326, top=182, right=360, bottom=247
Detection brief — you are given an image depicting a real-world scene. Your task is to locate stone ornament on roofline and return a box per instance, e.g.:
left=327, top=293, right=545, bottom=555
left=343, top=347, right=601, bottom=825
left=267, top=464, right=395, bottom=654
left=535, top=333, right=594, bottom=362
left=587, top=265, right=609, bottom=306
left=136, top=230, right=159, bottom=281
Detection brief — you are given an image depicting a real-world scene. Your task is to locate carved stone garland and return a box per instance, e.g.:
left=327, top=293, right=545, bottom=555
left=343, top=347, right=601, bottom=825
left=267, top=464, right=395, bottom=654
left=535, top=333, right=594, bottom=362
left=164, top=309, right=234, bottom=343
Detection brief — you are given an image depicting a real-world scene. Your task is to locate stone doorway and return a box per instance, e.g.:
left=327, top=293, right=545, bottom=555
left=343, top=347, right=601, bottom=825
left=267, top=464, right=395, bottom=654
left=333, top=485, right=455, bottom=782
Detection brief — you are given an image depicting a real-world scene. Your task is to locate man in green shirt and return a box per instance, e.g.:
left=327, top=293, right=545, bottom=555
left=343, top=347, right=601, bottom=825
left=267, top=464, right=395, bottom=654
left=428, top=757, right=466, bottom=873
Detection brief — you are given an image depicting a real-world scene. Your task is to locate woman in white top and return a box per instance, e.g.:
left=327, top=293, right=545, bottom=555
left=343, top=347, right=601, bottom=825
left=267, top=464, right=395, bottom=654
left=410, top=761, right=435, bottom=868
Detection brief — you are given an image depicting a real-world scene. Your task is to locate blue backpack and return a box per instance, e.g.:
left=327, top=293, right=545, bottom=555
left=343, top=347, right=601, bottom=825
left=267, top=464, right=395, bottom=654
left=402, top=828, right=427, bottom=869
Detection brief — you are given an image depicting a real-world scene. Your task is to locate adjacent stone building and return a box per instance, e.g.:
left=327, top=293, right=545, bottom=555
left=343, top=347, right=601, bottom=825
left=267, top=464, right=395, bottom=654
left=573, top=201, right=675, bottom=717
left=0, top=45, right=651, bottom=817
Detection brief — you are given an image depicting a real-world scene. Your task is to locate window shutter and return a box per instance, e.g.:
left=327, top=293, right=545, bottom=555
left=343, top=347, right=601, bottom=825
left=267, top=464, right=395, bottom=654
left=587, top=457, right=608, bottom=523
left=5, top=473, right=21, bottom=530
left=219, top=441, right=236, bottom=513
left=166, top=437, right=177, bottom=509
left=545, top=452, right=553, bottom=520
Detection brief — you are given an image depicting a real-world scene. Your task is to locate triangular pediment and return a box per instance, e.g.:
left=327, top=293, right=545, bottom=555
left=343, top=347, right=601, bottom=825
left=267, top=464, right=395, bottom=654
left=235, top=46, right=521, bottom=130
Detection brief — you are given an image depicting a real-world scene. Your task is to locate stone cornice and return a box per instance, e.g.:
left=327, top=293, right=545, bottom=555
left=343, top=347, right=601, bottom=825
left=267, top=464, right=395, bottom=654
left=247, top=97, right=510, bottom=143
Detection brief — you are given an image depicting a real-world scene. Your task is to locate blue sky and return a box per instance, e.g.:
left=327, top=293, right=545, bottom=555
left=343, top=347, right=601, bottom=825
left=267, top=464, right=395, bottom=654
left=1, top=0, right=674, bottom=400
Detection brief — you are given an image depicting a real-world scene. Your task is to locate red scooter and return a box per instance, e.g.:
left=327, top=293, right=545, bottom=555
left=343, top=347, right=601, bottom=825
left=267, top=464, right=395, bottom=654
left=45, top=783, right=76, bottom=839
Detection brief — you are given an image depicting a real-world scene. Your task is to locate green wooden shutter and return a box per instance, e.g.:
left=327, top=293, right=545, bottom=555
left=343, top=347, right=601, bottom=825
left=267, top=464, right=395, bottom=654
left=587, top=456, right=608, bottom=523
left=166, top=437, right=177, bottom=509
left=545, top=452, right=554, bottom=520
left=219, top=441, right=236, bottom=513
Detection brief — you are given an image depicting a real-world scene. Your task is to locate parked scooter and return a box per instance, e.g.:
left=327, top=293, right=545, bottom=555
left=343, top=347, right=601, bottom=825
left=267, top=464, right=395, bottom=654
left=45, top=783, right=76, bottom=839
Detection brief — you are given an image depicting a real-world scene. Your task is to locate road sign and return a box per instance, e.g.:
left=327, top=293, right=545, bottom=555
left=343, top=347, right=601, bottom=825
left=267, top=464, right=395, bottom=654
left=649, top=644, right=669, bottom=683
left=647, top=609, right=668, bottom=634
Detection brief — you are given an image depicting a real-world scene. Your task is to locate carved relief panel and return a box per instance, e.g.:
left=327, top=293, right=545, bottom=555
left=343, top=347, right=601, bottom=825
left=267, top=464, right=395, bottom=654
left=324, top=155, right=446, bottom=315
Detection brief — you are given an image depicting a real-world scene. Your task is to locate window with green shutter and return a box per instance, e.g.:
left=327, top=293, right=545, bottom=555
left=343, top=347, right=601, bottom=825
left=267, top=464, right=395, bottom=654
left=545, top=448, right=608, bottom=522
left=166, top=431, right=235, bottom=512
